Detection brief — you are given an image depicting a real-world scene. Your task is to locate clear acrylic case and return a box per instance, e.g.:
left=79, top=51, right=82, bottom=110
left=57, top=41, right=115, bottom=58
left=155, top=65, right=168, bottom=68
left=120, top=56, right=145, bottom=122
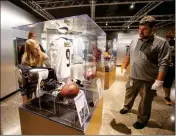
left=104, top=39, right=116, bottom=72
left=13, top=14, right=106, bottom=133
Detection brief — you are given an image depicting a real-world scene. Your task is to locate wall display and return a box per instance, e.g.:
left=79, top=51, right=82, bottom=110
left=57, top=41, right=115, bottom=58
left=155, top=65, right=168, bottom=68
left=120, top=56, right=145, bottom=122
left=14, top=38, right=27, bottom=65
left=13, top=14, right=106, bottom=133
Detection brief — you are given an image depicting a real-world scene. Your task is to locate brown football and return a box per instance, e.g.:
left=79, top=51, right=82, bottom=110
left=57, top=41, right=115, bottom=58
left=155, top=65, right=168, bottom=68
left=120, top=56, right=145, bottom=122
left=60, top=82, right=80, bottom=99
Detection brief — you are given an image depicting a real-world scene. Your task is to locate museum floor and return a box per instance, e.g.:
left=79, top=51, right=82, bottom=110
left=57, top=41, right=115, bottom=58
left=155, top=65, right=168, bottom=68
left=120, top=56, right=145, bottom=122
left=1, top=67, right=175, bottom=135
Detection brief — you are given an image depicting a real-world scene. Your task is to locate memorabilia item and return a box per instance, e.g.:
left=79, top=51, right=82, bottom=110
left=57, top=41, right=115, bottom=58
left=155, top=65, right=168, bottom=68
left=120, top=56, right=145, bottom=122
left=48, top=37, right=73, bottom=81
left=84, top=68, right=96, bottom=80
left=60, top=82, right=80, bottom=99
left=74, top=90, right=90, bottom=127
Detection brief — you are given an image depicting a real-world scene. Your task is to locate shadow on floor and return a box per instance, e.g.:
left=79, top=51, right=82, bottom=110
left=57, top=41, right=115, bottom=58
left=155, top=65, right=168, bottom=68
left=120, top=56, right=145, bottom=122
left=130, top=109, right=165, bottom=129
left=116, top=75, right=128, bottom=82
left=159, top=110, right=175, bottom=132
left=110, top=119, right=132, bottom=134
left=148, top=120, right=175, bottom=132
left=130, top=109, right=138, bottom=115
left=160, top=123, right=175, bottom=132
left=130, top=109, right=175, bottom=132
left=147, top=121, right=161, bottom=128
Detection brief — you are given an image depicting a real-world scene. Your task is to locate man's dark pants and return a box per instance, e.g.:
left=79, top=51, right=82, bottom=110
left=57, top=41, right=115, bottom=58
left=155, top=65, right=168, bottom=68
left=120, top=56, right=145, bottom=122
left=123, top=78, right=156, bottom=124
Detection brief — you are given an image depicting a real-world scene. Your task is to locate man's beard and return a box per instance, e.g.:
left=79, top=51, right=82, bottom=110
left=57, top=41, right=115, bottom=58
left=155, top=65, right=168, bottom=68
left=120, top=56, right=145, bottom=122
left=141, top=32, right=154, bottom=40
left=141, top=35, right=150, bottom=39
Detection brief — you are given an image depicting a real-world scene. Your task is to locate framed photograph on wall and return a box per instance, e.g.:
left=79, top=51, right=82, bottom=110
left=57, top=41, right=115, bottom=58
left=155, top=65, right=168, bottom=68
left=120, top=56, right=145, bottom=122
left=14, top=37, right=27, bottom=65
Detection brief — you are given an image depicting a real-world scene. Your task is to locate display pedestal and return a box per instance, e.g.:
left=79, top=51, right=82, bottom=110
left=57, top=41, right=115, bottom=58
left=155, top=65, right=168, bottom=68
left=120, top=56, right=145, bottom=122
left=19, top=98, right=103, bottom=135
left=85, top=98, right=103, bottom=134
left=104, top=67, right=116, bottom=89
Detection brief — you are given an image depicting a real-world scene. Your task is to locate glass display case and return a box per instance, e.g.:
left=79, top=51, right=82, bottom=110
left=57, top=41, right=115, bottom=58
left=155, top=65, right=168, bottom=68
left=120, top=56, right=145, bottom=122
left=103, top=39, right=117, bottom=89
left=104, top=39, right=116, bottom=72
left=13, top=14, right=106, bottom=134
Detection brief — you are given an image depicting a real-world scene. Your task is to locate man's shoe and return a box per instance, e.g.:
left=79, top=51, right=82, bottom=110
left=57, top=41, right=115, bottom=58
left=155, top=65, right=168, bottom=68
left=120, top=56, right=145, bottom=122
left=120, top=108, right=129, bottom=114
left=165, top=97, right=173, bottom=106
left=133, top=122, right=147, bottom=129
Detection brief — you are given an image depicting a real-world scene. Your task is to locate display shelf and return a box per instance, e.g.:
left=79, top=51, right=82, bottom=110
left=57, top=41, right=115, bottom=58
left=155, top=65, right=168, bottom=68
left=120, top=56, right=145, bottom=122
left=19, top=96, right=103, bottom=135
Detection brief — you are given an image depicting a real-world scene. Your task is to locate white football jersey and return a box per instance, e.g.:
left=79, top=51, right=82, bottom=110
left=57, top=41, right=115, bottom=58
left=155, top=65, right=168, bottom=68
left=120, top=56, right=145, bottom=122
left=43, top=17, right=73, bottom=33
left=48, top=37, right=73, bottom=80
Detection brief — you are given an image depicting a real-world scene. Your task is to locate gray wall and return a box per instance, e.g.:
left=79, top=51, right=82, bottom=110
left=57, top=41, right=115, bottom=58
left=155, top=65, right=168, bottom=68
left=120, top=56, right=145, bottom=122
left=115, top=31, right=138, bottom=65
left=1, top=1, right=40, bottom=98
left=113, top=25, right=175, bottom=65
left=156, top=25, right=175, bottom=38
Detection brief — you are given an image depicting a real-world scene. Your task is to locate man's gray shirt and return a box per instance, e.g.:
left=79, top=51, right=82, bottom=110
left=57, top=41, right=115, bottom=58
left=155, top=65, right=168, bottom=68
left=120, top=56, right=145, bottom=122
left=127, top=35, right=170, bottom=81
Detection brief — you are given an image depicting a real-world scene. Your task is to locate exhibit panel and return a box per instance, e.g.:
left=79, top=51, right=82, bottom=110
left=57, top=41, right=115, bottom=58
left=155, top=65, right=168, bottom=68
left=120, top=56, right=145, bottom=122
left=13, top=14, right=106, bottom=134
left=103, top=39, right=117, bottom=89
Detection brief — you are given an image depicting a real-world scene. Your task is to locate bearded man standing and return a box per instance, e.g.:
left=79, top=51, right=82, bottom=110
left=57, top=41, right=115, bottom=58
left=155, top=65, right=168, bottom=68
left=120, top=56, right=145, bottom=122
left=121, top=16, right=171, bottom=129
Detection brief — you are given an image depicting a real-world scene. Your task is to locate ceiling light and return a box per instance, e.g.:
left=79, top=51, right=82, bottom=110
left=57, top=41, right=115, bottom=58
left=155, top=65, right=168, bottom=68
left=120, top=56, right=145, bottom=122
left=130, top=3, right=135, bottom=9
left=127, top=26, right=130, bottom=29
left=28, top=23, right=37, bottom=28
left=171, top=116, right=175, bottom=121
left=106, top=22, right=108, bottom=26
